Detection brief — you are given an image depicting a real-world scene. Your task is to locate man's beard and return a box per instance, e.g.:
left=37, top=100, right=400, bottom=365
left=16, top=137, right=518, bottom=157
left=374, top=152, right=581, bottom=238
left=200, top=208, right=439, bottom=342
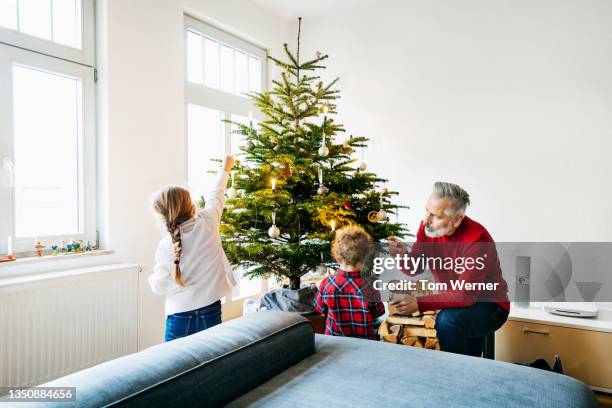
left=424, top=222, right=452, bottom=238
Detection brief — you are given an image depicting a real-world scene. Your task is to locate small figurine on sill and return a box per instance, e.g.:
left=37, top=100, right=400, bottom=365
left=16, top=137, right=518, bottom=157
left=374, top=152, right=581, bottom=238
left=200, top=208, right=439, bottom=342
left=60, top=240, right=67, bottom=255
left=51, top=245, right=59, bottom=256
left=73, top=240, right=82, bottom=252
left=67, top=240, right=74, bottom=253
left=85, top=241, right=92, bottom=252
left=35, top=241, right=45, bottom=257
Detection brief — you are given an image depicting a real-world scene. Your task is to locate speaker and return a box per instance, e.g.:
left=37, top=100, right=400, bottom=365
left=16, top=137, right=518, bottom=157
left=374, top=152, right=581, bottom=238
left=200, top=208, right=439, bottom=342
left=515, top=256, right=531, bottom=307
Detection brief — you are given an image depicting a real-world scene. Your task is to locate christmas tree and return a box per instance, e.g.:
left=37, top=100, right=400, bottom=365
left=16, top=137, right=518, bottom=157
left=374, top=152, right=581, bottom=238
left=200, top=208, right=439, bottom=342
left=220, top=18, right=410, bottom=290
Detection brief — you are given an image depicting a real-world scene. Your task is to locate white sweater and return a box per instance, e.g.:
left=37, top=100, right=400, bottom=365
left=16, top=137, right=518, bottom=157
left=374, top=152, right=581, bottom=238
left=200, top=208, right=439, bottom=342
left=148, top=170, right=238, bottom=316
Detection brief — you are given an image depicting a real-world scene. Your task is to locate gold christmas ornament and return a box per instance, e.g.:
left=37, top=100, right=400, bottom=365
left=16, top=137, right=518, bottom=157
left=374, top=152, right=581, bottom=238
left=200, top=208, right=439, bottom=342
left=368, top=211, right=380, bottom=223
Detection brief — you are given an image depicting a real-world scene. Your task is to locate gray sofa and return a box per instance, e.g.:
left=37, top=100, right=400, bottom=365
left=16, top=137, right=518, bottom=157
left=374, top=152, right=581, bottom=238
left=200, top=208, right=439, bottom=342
left=7, top=312, right=596, bottom=407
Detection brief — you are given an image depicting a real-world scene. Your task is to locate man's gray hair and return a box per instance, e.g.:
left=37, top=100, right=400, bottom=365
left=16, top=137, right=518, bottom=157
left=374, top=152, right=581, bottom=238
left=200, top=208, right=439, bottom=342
left=432, top=182, right=471, bottom=215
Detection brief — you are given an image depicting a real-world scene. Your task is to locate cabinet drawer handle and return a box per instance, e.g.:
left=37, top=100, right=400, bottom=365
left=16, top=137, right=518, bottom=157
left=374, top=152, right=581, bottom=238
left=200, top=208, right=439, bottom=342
left=522, top=327, right=549, bottom=335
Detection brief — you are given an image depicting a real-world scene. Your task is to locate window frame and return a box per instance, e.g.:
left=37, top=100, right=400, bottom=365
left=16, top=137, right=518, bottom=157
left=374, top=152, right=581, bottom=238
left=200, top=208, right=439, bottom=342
left=0, top=0, right=95, bottom=67
left=183, top=16, right=269, bottom=316
left=184, top=15, right=267, bottom=115
left=0, top=43, right=96, bottom=255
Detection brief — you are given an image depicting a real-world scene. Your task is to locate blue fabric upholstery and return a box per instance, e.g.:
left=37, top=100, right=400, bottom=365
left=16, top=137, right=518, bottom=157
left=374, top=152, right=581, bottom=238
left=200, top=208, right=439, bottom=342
left=228, top=334, right=597, bottom=408
left=8, top=311, right=314, bottom=408
left=4, top=311, right=596, bottom=408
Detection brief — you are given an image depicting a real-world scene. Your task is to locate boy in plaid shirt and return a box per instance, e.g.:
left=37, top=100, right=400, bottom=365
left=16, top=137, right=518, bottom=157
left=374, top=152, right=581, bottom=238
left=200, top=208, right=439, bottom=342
left=314, top=225, right=385, bottom=340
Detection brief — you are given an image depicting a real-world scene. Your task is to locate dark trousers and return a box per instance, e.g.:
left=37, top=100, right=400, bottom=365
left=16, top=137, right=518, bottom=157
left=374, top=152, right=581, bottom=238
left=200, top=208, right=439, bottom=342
left=164, top=300, right=222, bottom=342
left=436, top=302, right=508, bottom=357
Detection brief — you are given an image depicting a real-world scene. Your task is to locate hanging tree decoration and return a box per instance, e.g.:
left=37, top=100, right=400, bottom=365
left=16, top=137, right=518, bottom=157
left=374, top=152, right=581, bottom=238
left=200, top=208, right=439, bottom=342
left=317, top=167, right=329, bottom=195
left=227, top=172, right=238, bottom=199
left=245, top=112, right=256, bottom=151
left=378, top=195, right=388, bottom=221
left=368, top=211, right=381, bottom=223
left=318, top=134, right=329, bottom=157
left=268, top=210, right=280, bottom=239
left=343, top=134, right=352, bottom=149
left=358, top=146, right=367, bottom=171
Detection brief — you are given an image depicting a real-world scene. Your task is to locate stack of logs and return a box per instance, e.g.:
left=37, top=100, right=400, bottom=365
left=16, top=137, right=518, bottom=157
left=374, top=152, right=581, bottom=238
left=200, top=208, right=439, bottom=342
left=379, top=309, right=439, bottom=350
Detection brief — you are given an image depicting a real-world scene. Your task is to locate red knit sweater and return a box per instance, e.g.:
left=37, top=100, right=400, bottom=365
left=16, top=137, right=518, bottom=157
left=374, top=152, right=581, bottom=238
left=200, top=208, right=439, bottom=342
left=406, top=216, right=510, bottom=313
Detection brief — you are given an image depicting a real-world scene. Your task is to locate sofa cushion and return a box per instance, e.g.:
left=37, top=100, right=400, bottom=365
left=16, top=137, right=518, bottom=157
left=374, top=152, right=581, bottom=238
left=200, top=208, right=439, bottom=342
left=11, top=311, right=314, bottom=408
left=227, top=334, right=597, bottom=408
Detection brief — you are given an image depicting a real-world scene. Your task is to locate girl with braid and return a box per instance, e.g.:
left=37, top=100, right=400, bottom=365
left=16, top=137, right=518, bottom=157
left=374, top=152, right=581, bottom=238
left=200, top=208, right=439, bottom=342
left=149, top=155, right=237, bottom=341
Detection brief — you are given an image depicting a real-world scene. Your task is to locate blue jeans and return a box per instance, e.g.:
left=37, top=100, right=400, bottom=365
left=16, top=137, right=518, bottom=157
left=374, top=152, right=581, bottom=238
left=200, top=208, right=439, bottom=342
left=436, top=302, right=508, bottom=357
left=164, top=300, right=222, bottom=342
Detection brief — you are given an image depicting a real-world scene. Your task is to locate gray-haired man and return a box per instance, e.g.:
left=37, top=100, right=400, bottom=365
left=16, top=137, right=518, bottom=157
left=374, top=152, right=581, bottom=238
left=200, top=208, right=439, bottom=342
left=388, top=182, right=509, bottom=357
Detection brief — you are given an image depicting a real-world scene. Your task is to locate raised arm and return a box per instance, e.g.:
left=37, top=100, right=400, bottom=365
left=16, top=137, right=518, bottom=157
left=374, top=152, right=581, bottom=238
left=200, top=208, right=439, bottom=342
left=388, top=222, right=428, bottom=276
left=199, top=155, right=234, bottom=223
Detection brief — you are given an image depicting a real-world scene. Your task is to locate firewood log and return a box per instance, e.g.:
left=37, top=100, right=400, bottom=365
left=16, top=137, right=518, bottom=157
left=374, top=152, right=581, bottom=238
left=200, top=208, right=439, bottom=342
left=379, top=320, right=390, bottom=336
left=387, top=315, right=425, bottom=326
left=423, top=315, right=436, bottom=329
left=401, top=336, right=418, bottom=346
left=424, top=338, right=438, bottom=349
left=403, top=327, right=437, bottom=338
left=382, top=334, right=398, bottom=343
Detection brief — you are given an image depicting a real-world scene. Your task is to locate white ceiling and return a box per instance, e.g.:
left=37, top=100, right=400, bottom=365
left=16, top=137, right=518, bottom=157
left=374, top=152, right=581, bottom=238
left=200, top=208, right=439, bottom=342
left=249, top=0, right=379, bottom=21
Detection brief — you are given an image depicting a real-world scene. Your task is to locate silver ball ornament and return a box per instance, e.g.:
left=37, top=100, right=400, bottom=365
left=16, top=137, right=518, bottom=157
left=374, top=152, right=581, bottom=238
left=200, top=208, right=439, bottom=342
left=226, top=187, right=238, bottom=199
left=318, top=145, right=329, bottom=157
left=358, top=161, right=367, bottom=171
left=378, top=209, right=388, bottom=222
left=268, top=225, right=280, bottom=239
left=317, top=185, right=329, bottom=195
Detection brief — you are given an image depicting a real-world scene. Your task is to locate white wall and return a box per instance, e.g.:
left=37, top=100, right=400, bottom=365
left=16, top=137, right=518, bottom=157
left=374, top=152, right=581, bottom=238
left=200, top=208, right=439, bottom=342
left=96, top=0, right=289, bottom=349
left=293, top=0, right=612, bottom=242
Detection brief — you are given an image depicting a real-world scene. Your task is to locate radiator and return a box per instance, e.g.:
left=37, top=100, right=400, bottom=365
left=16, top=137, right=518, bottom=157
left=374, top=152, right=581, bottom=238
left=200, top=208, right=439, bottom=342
left=0, top=263, right=140, bottom=387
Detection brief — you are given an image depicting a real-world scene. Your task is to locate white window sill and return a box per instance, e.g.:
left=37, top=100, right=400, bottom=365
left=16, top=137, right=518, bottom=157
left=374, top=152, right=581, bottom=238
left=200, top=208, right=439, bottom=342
left=0, top=249, right=117, bottom=279
left=2, top=249, right=113, bottom=266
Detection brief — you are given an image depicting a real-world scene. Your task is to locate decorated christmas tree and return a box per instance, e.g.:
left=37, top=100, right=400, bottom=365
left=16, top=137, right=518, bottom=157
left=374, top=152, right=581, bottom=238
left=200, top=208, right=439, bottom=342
left=220, top=18, right=410, bottom=290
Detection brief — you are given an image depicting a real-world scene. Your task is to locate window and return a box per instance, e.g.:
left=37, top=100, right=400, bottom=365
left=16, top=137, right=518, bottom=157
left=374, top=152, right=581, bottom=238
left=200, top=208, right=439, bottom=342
left=186, top=104, right=224, bottom=199
left=184, top=16, right=267, bottom=317
left=13, top=64, right=82, bottom=237
left=185, top=19, right=262, bottom=97
left=0, top=0, right=95, bottom=255
left=0, top=0, right=94, bottom=66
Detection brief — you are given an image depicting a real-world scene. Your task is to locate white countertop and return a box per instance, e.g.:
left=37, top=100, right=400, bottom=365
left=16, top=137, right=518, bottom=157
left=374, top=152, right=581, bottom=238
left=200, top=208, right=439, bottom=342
left=509, top=302, right=612, bottom=333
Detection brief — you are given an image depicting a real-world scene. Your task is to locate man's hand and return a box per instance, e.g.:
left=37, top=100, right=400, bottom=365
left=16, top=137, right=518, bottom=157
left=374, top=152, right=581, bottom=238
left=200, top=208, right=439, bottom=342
left=387, top=236, right=407, bottom=257
left=390, top=296, right=419, bottom=315
left=223, top=155, right=235, bottom=173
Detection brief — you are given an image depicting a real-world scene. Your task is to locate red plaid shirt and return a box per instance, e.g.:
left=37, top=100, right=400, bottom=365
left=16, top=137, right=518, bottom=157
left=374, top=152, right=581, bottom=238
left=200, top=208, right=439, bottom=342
left=314, top=270, right=385, bottom=340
